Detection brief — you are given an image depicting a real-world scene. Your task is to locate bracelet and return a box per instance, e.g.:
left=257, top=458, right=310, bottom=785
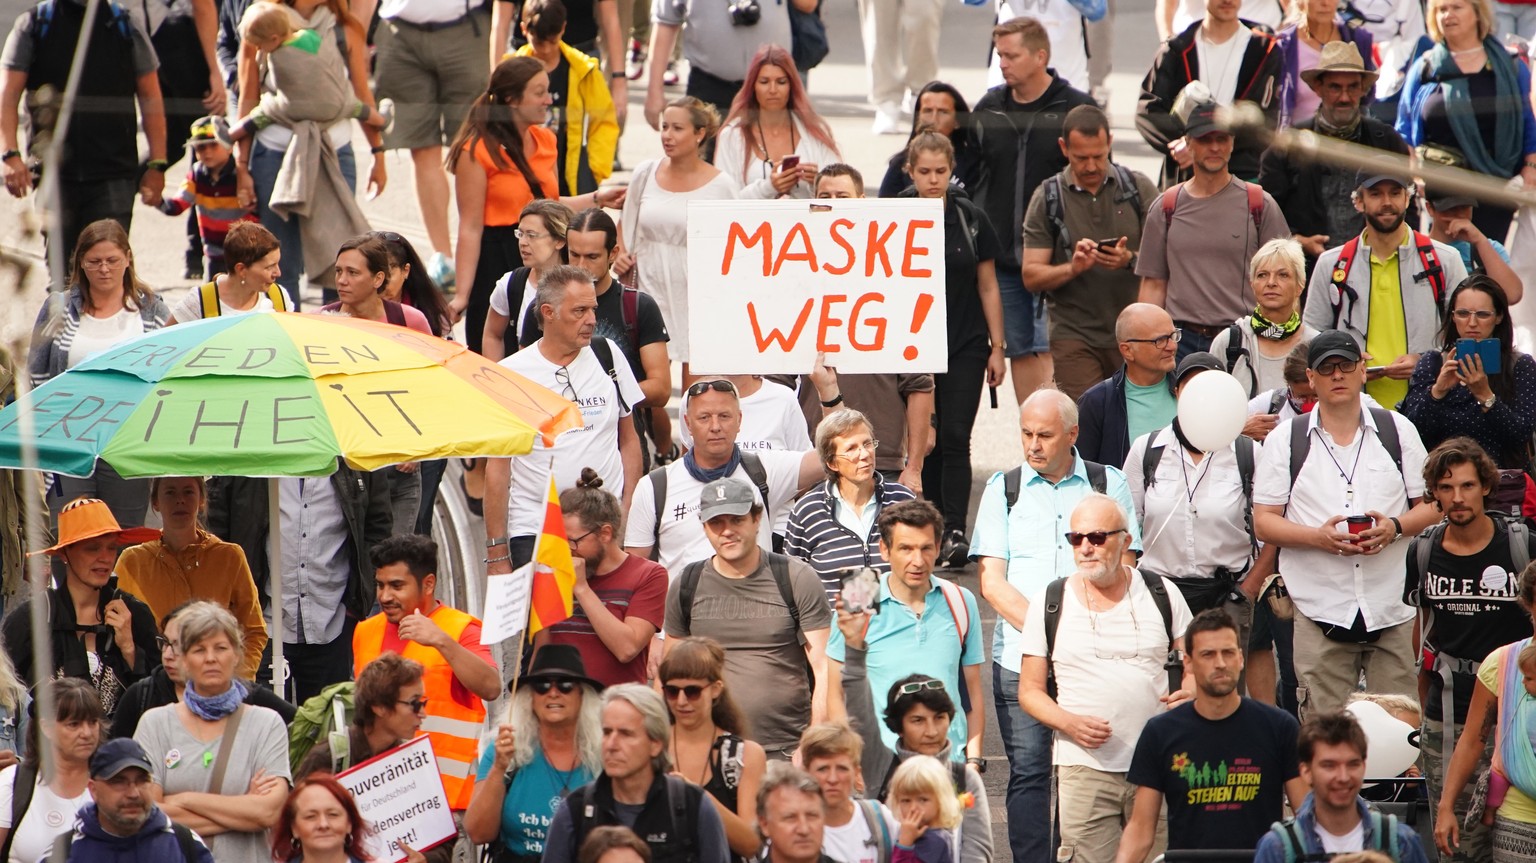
left=370, top=145, right=385, bottom=154
left=146, top=159, right=170, bottom=172
left=486, top=536, right=509, bottom=549
left=0, top=150, right=19, bottom=162
left=610, top=71, right=625, bottom=80
left=1389, top=516, right=1403, bottom=539
left=484, top=555, right=511, bottom=565
left=820, top=393, right=844, bottom=407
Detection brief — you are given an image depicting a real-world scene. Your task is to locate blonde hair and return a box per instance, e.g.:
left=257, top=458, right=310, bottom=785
left=1520, top=642, right=1536, bottom=673
left=1425, top=0, right=1493, bottom=42
left=240, top=1, right=295, bottom=45
left=1348, top=691, right=1423, bottom=725
left=888, top=756, right=962, bottom=830
left=800, top=722, right=864, bottom=766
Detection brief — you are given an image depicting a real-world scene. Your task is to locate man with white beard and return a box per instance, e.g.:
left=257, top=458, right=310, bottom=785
left=1018, top=494, right=1193, bottom=863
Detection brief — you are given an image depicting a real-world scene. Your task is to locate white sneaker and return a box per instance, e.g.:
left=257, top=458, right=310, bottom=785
left=871, top=103, right=905, bottom=135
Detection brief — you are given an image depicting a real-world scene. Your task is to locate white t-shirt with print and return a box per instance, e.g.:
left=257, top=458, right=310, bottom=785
left=499, top=339, right=644, bottom=537
left=1018, top=571, right=1193, bottom=772
left=0, top=765, right=90, bottom=863
left=68, top=309, right=144, bottom=369
left=624, top=449, right=806, bottom=575
left=824, top=801, right=900, bottom=863
left=679, top=381, right=813, bottom=454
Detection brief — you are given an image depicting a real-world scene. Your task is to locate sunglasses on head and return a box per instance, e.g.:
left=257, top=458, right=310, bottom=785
left=686, top=379, right=738, bottom=399
left=530, top=678, right=579, bottom=695
left=1064, top=529, right=1127, bottom=547
left=371, top=230, right=407, bottom=246
left=897, top=680, right=945, bottom=696
left=663, top=683, right=709, bottom=701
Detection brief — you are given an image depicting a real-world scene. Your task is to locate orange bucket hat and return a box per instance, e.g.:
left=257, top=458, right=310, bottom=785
left=32, top=498, right=160, bottom=556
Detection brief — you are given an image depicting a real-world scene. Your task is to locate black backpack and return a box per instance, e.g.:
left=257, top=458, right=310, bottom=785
left=1002, top=460, right=1108, bottom=511
left=1288, top=407, right=1403, bottom=487
left=1040, top=165, right=1145, bottom=251
left=1222, top=322, right=1259, bottom=396
left=1041, top=570, right=1179, bottom=698
left=569, top=775, right=701, bottom=863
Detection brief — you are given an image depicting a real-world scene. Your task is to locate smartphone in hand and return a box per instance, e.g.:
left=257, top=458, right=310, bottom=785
left=779, top=155, right=801, bottom=171
left=839, top=568, right=880, bottom=615
left=1455, top=338, right=1502, bottom=375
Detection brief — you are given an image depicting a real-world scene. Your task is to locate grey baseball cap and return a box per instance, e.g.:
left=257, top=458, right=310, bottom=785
left=699, top=477, right=757, bottom=522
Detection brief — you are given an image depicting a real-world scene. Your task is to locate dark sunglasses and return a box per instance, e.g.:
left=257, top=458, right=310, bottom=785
left=1064, top=528, right=1127, bottom=547
left=686, top=379, right=738, bottom=399
left=531, top=678, right=579, bottom=695
left=397, top=698, right=429, bottom=713
left=663, top=684, right=709, bottom=701
left=897, top=680, right=945, bottom=696
left=371, top=230, right=407, bottom=246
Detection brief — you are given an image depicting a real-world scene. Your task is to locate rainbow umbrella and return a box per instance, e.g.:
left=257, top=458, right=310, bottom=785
left=0, top=313, right=582, bottom=477
left=0, top=313, right=582, bottom=691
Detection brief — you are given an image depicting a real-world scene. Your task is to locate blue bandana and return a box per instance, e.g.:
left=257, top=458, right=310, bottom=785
left=683, top=445, right=743, bottom=484
left=184, top=678, right=247, bottom=721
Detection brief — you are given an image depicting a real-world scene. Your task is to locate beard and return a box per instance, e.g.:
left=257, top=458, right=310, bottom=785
left=1365, top=208, right=1404, bottom=235
left=1198, top=674, right=1239, bottom=698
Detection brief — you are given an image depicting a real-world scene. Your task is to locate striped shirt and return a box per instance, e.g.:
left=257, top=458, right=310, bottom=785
left=784, top=475, right=917, bottom=602
left=159, top=158, right=257, bottom=273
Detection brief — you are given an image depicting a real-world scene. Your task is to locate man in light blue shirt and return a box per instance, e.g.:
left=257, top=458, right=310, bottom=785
left=827, top=500, right=985, bottom=763
left=971, top=388, right=1141, bottom=863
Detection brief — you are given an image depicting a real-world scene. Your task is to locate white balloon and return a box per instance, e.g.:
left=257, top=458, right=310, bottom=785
left=1175, top=371, right=1249, bottom=453
left=1346, top=700, right=1421, bottom=783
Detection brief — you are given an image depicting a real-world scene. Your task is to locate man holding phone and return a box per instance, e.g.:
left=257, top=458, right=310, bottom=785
left=1022, top=105, right=1160, bottom=401
left=825, top=500, right=985, bottom=767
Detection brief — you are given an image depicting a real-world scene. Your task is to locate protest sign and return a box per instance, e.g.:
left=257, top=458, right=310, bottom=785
left=686, top=198, right=948, bottom=374
left=336, top=735, right=457, bottom=862
left=480, top=563, right=533, bottom=645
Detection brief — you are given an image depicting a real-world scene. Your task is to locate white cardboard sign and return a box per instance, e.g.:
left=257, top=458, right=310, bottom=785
left=480, top=563, right=533, bottom=645
left=686, top=198, right=948, bottom=374
left=335, top=735, right=458, bottom=862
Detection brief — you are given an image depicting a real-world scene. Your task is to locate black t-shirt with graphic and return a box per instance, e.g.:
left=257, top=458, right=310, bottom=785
left=1127, top=699, right=1300, bottom=850
left=1405, top=519, right=1536, bottom=721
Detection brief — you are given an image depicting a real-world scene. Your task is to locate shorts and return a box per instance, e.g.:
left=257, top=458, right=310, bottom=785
left=997, top=267, right=1049, bottom=357
left=374, top=9, right=491, bottom=150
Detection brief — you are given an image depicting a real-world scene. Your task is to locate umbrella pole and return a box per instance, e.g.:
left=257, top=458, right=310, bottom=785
left=268, top=477, right=286, bottom=700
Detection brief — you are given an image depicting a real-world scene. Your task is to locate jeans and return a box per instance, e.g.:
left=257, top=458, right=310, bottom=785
left=259, top=616, right=356, bottom=703
left=994, top=663, right=1053, bottom=863
left=1175, top=326, right=1213, bottom=363
left=921, top=343, right=988, bottom=532
left=249, top=140, right=357, bottom=306
left=413, top=459, right=447, bottom=536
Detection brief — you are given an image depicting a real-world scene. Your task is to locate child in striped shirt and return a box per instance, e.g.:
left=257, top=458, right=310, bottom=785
left=157, top=116, right=258, bottom=279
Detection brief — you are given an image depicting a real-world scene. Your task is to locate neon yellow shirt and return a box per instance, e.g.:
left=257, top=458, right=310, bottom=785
left=1364, top=238, right=1409, bottom=408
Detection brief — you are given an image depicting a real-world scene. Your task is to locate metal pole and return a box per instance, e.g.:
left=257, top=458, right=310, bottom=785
left=268, top=477, right=286, bottom=699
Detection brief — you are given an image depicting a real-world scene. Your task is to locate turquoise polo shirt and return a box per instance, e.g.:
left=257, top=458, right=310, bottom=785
left=827, top=573, right=984, bottom=759
left=969, top=451, right=1142, bottom=673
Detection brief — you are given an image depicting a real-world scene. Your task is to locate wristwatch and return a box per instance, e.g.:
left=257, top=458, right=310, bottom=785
left=146, top=158, right=170, bottom=172
left=1481, top=394, right=1497, bottom=411
left=966, top=757, right=986, bottom=774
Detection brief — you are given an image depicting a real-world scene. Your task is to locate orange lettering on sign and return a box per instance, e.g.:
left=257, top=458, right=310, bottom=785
left=865, top=222, right=898, bottom=278
left=901, top=220, right=935, bottom=277
left=748, top=299, right=815, bottom=351
left=824, top=219, right=857, bottom=275
left=849, top=293, right=887, bottom=351
left=772, top=223, right=819, bottom=275
left=722, top=222, right=773, bottom=276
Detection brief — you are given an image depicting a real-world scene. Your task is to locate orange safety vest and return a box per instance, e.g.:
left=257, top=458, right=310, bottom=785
left=353, top=605, right=487, bottom=810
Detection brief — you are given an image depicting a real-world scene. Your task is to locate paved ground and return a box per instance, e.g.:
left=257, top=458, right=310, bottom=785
left=0, top=2, right=1172, bottom=855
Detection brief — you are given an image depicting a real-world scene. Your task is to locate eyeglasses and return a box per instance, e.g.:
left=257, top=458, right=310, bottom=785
left=1452, top=309, right=1497, bottom=321
left=1314, top=359, right=1359, bottom=376
left=897, top=680, right=945, bottom=696
left=397, top=698, right=429, bottom=713
left=515, top=228, right=549, bottom=241
left=567, top=528, right=595, bottom=547
left=1064, top=529, right=1127, bottom=547
left=1123, top=329, right=1182, bottom=349
left=554, top=366, right=578, bottom=402
left=834, top=440, right=880, bottom=460
left=155, top=636, right=178, bottom=653
left=81, top=257, right=126, bottom=272
left=530, top=679, right=579, bottom=695
left=686, top=379, right=739, bottom=399
left=663, top=684, right=709, bottom=701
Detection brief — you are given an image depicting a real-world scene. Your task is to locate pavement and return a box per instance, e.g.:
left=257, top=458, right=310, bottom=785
left=0, top=1, right=1173, bottom=855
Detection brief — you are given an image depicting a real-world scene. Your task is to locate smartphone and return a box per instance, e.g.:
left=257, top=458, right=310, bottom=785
left=1096, top=237, right=1119, bottom=252
left=839, top=568, right=880, bottom=615
left=1365, top=365, right=1386, bottom=375
left=779, top=155, right=801, bottom=171
left=1456, top=338, right=1502, bottom=375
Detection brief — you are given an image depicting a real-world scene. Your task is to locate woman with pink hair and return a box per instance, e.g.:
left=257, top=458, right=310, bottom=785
left=713, top=44, right=840, bottom=199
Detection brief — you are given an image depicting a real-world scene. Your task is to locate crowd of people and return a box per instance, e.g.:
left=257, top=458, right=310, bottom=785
left=10, top=0, right=1536, bottom=860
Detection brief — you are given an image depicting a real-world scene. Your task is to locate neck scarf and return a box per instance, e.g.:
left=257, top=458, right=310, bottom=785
left=1249, top=308, right=1301, bottom=340
left=1171, top=419, right=1201, bottom=454
left=683, top=446, right=743, bottom=484
left=1423, top=36, right=1523, bottom=177
left=184, top=678, right=247, bottom=721
left=1313, top=108, right=1362, bottom=140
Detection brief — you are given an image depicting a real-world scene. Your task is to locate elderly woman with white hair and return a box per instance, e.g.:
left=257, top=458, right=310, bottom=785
left=1207, top=238, right=1320, bottom=401
left=465, top=644, right=604, bottom=863
left=132, top=601, right=290, bottom=863
left=785, top=408, right=918, bottom=603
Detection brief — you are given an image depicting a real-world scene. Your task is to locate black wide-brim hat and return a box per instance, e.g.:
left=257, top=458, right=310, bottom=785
left=514, top=643, right=604, bottom=692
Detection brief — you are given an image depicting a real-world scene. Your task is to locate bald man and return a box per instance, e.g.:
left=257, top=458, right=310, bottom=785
left=1076, top=304, right=1180, bottom=467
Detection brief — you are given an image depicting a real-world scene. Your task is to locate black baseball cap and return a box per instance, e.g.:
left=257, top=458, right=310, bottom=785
left=89, top=738, right=154, bottom=779
left=1307, top=330, right=1362, bottom=369
left=1174, top=351, right=1224, bottom=386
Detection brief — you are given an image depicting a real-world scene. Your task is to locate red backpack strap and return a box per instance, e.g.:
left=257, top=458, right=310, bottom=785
left=383, top=299, right=407, bottom=328
left=1244, top=180, right=1265, bottom=236
left=1329, top=237, right=1362, bottom=330
left=1161, top=182, right=1185, bottom=228
left=1412, top=230, right=1447, bottom=307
